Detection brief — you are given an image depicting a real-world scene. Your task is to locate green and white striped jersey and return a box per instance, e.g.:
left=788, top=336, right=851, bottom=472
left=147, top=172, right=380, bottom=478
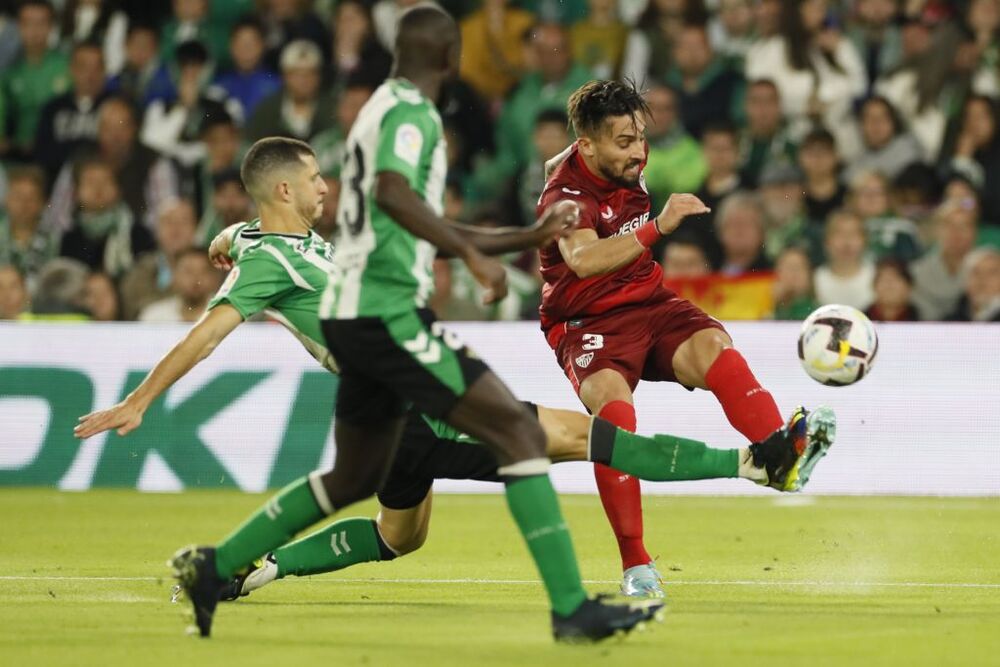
left=207, top=220, right=338, bottom=372
left=320, top=78, right=448, bottom=320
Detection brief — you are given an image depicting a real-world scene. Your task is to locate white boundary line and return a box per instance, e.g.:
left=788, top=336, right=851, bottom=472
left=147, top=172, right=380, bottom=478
left=1, top=576, right=998, bottom=589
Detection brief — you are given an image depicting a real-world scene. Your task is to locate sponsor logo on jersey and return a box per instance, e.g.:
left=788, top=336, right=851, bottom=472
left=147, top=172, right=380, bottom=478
left=601, top=205, right=614, bottom=220
left=612, top=211, right=651, bottom=237
left=575, top=352, right=594, bottom=368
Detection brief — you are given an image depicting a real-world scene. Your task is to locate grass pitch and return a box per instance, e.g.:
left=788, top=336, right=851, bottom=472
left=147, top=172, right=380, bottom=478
left=1, top=489, right=998, bottom=667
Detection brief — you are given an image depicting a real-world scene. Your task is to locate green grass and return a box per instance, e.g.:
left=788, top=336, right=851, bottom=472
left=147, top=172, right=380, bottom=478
left=1, top=490, right=999, bottom=667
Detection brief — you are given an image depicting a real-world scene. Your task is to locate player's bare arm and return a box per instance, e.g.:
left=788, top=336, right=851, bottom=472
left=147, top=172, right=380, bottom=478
left=557, top=194, right=710, bottom=278
left=375, top=171, right=508, bottom=304
left=73, top=305, right=244, bottom=439
left=447, top=200, right=579, bottom=255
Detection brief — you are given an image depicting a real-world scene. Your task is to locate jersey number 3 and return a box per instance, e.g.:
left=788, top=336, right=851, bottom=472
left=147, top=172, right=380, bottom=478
left=339, top=144, right=367, bottom=237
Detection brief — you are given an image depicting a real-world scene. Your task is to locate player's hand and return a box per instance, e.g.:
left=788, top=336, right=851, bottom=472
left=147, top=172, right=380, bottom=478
left=208, top=229, right=235, bottom=270
left=655, top=194, right=711, bottom=235
left=532, top=200, right=579, bottom=245
left=74, top=401, right=145, bottom=439
left=465, top=251, right=509, bottom=305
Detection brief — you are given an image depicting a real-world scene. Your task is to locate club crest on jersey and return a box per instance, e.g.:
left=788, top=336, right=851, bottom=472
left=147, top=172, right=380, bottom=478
left=575, top=352, right=595, bottom=368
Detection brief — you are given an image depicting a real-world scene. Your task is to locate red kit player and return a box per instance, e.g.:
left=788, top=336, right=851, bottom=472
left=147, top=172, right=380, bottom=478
left=537, top=80, right=836, bottom=597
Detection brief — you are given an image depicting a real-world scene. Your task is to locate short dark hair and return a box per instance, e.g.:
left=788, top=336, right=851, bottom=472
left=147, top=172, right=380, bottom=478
left=701, top=121, right=739, bottom=142
left=535, top=108, right=569, bottom=128
left=6, top=165, right=46, bottom=194
left=126, top=21, right=158, bottom=40
left=73, top=154, right=117, bottom=187
left=176, top=39, right=210, bottom=67
left=71, top=38, right=104, bottom=59
left=801, top=127, right=837, bottom=151
left=875, top=257, right=914, bottom=286
left=240, top=137, right=316, bottom=200
left=567, top=79, right=650, bottom=138
left=231, top=16, right=265, bottom=39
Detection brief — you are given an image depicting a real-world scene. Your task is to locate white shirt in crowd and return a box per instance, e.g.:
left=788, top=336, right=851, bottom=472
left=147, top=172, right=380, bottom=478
left=814, top=261, right=876, bottom=311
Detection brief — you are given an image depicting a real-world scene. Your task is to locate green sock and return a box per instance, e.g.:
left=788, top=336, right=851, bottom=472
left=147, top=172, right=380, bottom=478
left=589, top=418, right=738, bottom=481
left=502, top=468, right=587, bottom=617
left=215, top=476, right=328, bottom=578
left=274, top=518, right=390, bottom=578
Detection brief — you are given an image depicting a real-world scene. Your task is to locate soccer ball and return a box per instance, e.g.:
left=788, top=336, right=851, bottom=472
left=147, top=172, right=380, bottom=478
left=798, top=304, right=879, bottom=386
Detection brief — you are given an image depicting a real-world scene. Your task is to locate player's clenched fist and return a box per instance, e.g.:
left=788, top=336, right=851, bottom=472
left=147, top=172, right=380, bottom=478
left=654, top=194, right=711, bottom=235
left=532, top=200, right=580, bottom=245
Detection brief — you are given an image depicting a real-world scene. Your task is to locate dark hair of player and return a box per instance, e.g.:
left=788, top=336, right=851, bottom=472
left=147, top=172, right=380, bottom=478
left=240, top=137, right=316, bottom=200
left=567, top=79, right=650, bottom=138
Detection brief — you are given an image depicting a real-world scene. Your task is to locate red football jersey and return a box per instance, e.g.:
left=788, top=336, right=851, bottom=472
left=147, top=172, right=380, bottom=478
left=537, top=144, right=668, bottom=333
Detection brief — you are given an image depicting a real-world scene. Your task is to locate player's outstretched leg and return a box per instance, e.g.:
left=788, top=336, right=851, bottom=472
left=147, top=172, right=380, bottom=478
left=749, top=406, right=837, bottom=492
left=447, top=371, right=663, bottom=642
left=169, top=414, right=404, bottom=637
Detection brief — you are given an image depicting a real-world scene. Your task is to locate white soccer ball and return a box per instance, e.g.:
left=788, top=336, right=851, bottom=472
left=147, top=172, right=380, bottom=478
left=798, top=304, right=879, bottom=386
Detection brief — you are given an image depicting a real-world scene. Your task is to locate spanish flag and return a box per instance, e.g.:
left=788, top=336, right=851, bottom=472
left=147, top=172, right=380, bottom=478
left=664, top=272, right=775, bottom=321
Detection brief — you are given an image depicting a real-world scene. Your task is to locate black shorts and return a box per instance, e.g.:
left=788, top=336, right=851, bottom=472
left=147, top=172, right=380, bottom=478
left=376, top=403, right=539, bottom=510
left=321, top=309, right=489, bottom=424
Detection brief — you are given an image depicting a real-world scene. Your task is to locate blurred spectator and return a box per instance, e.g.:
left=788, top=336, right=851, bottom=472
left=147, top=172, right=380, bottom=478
left=570, top=0, right=628, bottom=79
left=814, top=209, right=876, bottom=309
left=675, top=122, right=741, bottom=266
left=138, top=247, right=223, bottom=322
left=0, top=167, right=59, bottom=290
left=758, top=162, right=823, bottom=264
left=34, top=40, right=109, bottom=183
left=518, top=109, right=571, bottom=228
left=621, top=0, right=708, bottom=85
left=865, top=257, right=921, bottom=321
left=947, top=246, right=1000, bottom=321
left=1, top=0, right=69, bottom=159
left=738, top=78, right=796, bottom=188
left=0, top=8, right=20, bottom=72
left=848, top=0, right=903, bottom=92
left=106, top=22, right=173, bottom=107
left=661, top=235, right=712, bottom=277
left=708, top=0, right=755, bottom=67
left=196, top=170, right=253, bottom=246
left=771, top=246, right=819, bottom=320
left=160, top=0, right=228, bottom=67
left=799, top=128, right=846, bottom=223
left=213, top=17, right=281, bottom=120
left=0, top=265, right=28, bottom=320
left=847, top=169, right=922, bottom=261
left=911, top=199, right=980, bottom=320
left=83, top=270, right=121, bottom=321
left=330, top=0, right=392, bottom=90
left=373, top=0, right=425, bottom=54
left=314, top=81, right=373, bottom=180
left=46, top=96, right=181, bottom=236
left=247, top=40, right=336, bottom=143
left=753, top=0, right=781, bottom=40
left=260, top=0, right=332, bottom=73
left=745, top=0, right=865, bottom=158
left=665, top=22, right=745, bottom=138
left=61, top=0, right=129, bottom=75
left=59, top=156, right=153, bottom=277
left=185, top=109, right=243, bottom=220
left=715, top=191, right=770, bottom=276
left=119, top=198, right=197, bottom=320
left=946, top=95, right=1000, bottom=224
left=29, top=258, right=90, bottom=319
left=643, top=84, right=706, bottom=210
left=474, top=24, right=591, bottom=200
left=965, top=0, right=1000, bottom=97
left=460, top=0, right=535, bottom=102
left=874, top=11, right=958, bottom=160
left=141, top=40, right=238, bottom=168
left=844, top=96, right=925, bottom=184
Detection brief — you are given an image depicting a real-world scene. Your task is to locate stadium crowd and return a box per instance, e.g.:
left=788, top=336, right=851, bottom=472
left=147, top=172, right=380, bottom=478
left=1, top=0, right=999, bottom=324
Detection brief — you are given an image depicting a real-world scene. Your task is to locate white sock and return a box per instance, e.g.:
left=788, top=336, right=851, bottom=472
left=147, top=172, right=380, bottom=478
left=738, top=448, right=768, bottom=484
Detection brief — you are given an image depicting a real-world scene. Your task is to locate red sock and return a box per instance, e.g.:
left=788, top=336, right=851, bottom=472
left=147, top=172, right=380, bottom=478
left=594, top=400, right=651, bottom=571
left=704, top=348, right=784, bottom=442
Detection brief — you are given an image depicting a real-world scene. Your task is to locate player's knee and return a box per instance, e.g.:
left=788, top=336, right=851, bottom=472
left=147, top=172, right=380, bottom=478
left=376, top=519, right=427, bottom=556
left=318, top=468, right=382, bottom=509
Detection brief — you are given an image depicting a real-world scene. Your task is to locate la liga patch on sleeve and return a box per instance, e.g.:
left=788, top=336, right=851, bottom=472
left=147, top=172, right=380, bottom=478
left=393, top=123, right=423, bottom=167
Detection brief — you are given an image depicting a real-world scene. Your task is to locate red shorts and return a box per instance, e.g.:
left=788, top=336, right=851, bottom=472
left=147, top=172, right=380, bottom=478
left=546, top=293, right=727, bottom=393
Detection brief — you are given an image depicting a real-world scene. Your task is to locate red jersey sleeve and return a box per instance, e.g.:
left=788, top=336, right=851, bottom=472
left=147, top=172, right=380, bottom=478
left=536, top=181, right=599, bottom=232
